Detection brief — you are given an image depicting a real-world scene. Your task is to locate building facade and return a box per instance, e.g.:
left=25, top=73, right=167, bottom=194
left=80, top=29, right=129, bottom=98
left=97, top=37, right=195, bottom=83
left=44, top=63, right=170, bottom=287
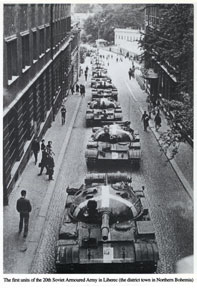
left=114, top=28, right=143, bottom=56
left=144, top=5, right=178, bottom=101
left=3, top=4, right=80, bottom=204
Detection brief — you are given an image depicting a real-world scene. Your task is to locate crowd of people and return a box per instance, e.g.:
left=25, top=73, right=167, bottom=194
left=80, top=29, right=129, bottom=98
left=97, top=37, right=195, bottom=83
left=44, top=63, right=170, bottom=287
left=31, top=138, right=55, bottom=181
left=17, top=138, right=55, bottom=238
left=141, top=97, right=162, bottom=132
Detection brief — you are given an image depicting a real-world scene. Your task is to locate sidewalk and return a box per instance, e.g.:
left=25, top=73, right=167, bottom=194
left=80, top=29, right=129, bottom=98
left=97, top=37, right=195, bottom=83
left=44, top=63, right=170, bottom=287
left=3, top=59, right=91, bottom=273
left=100, top=48, right=193, bottom=199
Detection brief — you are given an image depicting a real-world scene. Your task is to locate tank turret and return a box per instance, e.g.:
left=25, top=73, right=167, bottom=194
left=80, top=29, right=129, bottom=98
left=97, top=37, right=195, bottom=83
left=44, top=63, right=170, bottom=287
left=55, top=173, right=159, bottom=273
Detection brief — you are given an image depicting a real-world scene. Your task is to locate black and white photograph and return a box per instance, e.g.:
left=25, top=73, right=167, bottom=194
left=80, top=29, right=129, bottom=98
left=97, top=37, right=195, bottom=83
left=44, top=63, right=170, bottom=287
left=2, top=1, right=194, bottom=281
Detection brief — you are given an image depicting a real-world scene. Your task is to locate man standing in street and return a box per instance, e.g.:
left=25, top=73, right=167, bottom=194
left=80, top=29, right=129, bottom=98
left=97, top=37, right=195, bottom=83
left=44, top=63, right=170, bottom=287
left=16, top=190, right=32, bottom=238
left=61, top=105, right=66, bottom=125
left=31, top=137, right=40, bottom=164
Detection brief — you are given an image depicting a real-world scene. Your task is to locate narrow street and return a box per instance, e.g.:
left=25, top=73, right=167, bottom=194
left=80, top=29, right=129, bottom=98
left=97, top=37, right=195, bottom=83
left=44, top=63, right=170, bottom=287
left=27, top=53, right=193, bottom=274
left=3, top=3, right=194, bottom=280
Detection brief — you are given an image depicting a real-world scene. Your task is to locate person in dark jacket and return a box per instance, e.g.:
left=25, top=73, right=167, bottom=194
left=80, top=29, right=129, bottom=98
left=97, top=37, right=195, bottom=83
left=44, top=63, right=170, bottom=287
left=38, top=147, right=48, bottom=175
left=47, top=153, right=55, bottom=180
left=70, top=84, right=75, bottom=95
left=32, top=137, right=40, bottom=164
left=76, top=83, right=79, bottom=93
left=82, top=85, right=86, bottom=97
left=61, top=105, right=66, bottom=125
left=16, top=190, right=32, bottom=238
left=141, top=111, right=150, bottom=131
left=85, top=70, right=88, bottom=81
left=80, top=84, right=83, bottom=96
left=46, top=141, right=53, bottom=154
left=154, top=112, right=162, bottom=131
left=41, top=139, right=45, bottom=151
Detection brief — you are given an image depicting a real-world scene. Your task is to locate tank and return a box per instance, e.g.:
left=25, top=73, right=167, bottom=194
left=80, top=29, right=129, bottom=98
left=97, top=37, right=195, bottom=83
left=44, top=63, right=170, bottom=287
left=86, top=98, right=122, bottom=127
left=91, top=76, right=111, bottom=88
left=92, top=80, right=118, bottom=101
left=85, top=122, right=141, bottom=168
left=55, top=173, right=159, bottom=273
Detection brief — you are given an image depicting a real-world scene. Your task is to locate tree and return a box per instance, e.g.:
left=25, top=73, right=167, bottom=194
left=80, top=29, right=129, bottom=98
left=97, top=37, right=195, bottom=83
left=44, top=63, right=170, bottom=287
left=83, top=4, right=145, bottom=43
left=139, top=4, right=193, bottom=139
left=162, top=93, right=193, bottom=138
left=140, top=4, right=193, bottom=97
left=74, top=4, right=92, bottom=13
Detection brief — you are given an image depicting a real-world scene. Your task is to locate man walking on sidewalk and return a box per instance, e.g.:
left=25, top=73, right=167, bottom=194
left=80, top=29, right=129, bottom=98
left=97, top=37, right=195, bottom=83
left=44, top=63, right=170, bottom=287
left=16, top=190, right=32, bottom=238
left=76, top=83, right=79, bottom=93
left=141, top=111, right=150, bottom=131
left=41, top=139, right=45, bottom=151
left=47, top=152, right=55, bottom=180
left=31, top=137, right=40, bottom=164
left=154, top=112, right=162, bottom=131
left=38, top=147, right=48, bottom=175
left=61, top=105, right=66, bottom=125
left=85, top=70, right=88, bottom=81
left=128, top=68, right=132, bottom=80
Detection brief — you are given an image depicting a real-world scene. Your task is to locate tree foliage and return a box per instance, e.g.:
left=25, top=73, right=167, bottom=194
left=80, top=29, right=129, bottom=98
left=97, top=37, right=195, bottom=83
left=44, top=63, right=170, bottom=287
left=139, top=5, right=193, bottom=139
left=162, top=93, right=193, bottom=138
left=83, top=4, right=145, bottom=43
left=159, top=129, right=182, bottom=160
left=139, top=4, right=193, bottom=96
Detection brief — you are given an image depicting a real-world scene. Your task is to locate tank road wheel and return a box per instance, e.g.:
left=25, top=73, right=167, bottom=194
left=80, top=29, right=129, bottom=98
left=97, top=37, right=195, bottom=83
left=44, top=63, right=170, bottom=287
left=86, top=158, right=96, bottom=169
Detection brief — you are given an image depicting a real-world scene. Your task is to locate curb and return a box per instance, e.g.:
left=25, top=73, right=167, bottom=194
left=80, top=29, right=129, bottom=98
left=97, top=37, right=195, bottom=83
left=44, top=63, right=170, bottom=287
left=150, top=125, right=193, bottom=200
left=139, top=106, right=193, bottom=200
left=139, top=102, right=193, bottom=200
left=123, top=66, right=192, bottom=200
left=15, top=96, right=82, bottom=273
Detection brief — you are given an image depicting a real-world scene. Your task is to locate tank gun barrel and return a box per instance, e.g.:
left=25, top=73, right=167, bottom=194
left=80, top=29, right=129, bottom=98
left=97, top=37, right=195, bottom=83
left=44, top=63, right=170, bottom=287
left=101, top=212, right=110, bottom=241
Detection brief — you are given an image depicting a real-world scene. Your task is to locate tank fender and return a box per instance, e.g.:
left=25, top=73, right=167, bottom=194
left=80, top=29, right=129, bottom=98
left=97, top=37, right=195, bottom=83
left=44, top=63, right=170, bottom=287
left=115, top=108, right=122, bottom=113
left=86, top=114, right=93, bottom=120
left=114, top=113, right=122, bottom=120
left=129, top=149, right=141, bottom=159
left=130, top=142, right=141, bottom=149
left=56, top=242, right=79, bottom=265
left=134, top=243, right=159, bottom=263
left=87, top=141, right=98, bottom=149
left=86, top=108, right=93, bottom=114
left=85, top=149, right=98, bottom=158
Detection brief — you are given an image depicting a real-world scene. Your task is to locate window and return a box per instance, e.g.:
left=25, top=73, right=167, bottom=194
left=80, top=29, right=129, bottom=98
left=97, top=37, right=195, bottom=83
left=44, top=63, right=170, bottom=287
left=39, top=27, right=45, bottom=56
left=6, top=37, right=18, bottom=82
left=32, top=31, right=37, bottom=61
left=21, top=34, right=30, bottom=70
